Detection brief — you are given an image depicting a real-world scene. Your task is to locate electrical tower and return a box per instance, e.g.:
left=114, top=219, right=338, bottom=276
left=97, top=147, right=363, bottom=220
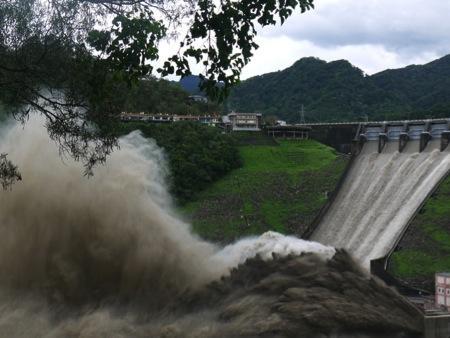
left=299, top=105, right=306, bottom=124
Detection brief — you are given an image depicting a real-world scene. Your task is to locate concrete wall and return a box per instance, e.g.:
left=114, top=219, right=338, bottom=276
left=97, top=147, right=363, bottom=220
left=302, top=152, right=355, bottom=239
left=425, top=315, right=450, bottom=338
left=309, top=125, right=359, bottom=153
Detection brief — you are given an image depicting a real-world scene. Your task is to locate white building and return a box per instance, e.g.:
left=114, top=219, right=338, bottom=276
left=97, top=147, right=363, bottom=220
left=436, top=272, right=450, bottom=310
left=227, top=112, right=262, bottom=131
left=189, top=95, right=208, bottom=103
left=120, top=112, right=219, bottom=126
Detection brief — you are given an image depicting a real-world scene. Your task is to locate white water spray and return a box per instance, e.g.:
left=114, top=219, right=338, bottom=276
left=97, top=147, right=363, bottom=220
left=0, top=117, right=423, bottom=337
left=0, top=116, right=333, bottom=299
left=312, top=140, right=450, bottom=268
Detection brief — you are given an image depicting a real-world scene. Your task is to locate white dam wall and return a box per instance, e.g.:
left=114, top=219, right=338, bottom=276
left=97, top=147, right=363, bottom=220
left=311, top=140, right=450, bottom=269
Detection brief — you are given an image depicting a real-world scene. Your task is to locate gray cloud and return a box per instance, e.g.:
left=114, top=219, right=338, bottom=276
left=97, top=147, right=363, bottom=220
left=163, top=0, right=450, bottom=79
left=262, top=0, right=450, bottom=56
left=237, top=0, right=450, bottom=78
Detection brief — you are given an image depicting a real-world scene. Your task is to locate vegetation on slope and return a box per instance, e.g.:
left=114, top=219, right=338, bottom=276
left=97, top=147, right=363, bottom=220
left=183, top=137, right=348, bottom=243
left=372, top=55, right=450, bottom=118
left=228, top=55, right=450, bottom=122
left=116, top=122, right=241, bottom=203
left=123, top=78, right=220, bottom=115
left=389, top=175, right=450, bottom=291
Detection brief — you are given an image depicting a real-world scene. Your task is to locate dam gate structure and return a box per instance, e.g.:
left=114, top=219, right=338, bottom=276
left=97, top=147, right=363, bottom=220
left=308, top=119, right=450, bottom=269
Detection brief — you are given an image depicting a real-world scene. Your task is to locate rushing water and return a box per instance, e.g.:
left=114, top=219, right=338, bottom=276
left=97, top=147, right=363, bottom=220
left=0, top=117, right=424, bottom=337
left=312, top=140, right=450, bottom=268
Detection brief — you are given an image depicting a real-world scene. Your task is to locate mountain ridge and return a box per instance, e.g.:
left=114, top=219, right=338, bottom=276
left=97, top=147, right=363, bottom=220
left=227, top=54, right=450, bottom=122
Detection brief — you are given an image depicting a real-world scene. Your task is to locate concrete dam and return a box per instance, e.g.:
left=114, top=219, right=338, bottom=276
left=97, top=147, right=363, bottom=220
left=311, top=120, right=450, bottom=269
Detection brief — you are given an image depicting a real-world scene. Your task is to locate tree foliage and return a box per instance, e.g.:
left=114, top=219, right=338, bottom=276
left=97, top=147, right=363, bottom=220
left=123, top=78, right=221, bottom=115
left=159, top=0, right=314, bottom=100
left=0, top=0, right=314, bottom=181
left=0, top=154, right=21, bottom=190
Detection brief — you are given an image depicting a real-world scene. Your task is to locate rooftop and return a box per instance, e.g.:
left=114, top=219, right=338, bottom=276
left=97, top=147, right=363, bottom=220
left=228, top=112, right=262, bottom=117
left=436, top=272, right=450, bottom=277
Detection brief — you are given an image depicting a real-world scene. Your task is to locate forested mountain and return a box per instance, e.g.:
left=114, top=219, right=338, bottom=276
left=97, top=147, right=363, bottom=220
left=0, top=79, right=218, bottom=119
left=123, top=78, right=219, bottom=115
left=178, top=75, right=223, bottom=98
left=372, top=55, right=450, bottom=118
left=179, top=75, right=204, bottom=95
left=227, top=55, right=450, bottom=122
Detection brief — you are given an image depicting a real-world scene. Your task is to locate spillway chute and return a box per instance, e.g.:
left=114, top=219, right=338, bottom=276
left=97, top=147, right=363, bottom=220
left=362, top=125, right=385, bottom=141
left=378, top=132, right=388, bottom=153
left=386, top=124, right=403, bottom=141
left=441, top=131, right=450, bottom=151
left=399, top=132, right=409, bottom=152
left=310, top=119, right=450, bottom=269
left=420, top=131, right=431, bottom=152
left=408, top=123, right=426, bottom=140
left=430, top=122, right=448, bottom=139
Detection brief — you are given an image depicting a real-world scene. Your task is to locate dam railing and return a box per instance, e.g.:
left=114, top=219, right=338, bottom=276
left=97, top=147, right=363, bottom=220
left=296, top=118, right=450, bottom=128
left=352, top=119, right=450, bottom=154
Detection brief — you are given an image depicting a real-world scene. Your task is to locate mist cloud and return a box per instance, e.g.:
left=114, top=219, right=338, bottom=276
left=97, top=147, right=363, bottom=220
left=0, top=116, right=423, bottom=337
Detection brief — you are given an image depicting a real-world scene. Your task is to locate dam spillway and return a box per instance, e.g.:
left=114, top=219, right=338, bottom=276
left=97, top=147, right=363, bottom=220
left=311, top=121, right=450, bottom=269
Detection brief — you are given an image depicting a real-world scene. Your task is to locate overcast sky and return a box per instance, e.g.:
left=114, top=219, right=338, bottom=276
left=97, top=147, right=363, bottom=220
left=239, top=0, right=450, bottom=79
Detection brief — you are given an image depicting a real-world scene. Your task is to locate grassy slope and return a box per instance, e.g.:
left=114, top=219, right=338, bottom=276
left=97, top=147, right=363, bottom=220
left=389, top=175, right=450, bottom=291
left=182, top=139, right=348, bottom=243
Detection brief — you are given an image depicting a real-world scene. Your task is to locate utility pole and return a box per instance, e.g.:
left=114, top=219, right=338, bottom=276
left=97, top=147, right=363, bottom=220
left=300, top=104, right=306, bottom=124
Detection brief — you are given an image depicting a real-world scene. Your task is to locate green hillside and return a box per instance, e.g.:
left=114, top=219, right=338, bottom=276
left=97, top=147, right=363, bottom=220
left=228, top=55, right=450, bottom=122
left=182, top=139, right=348, bottom=243
left=389, top=175, right=450, bottom=292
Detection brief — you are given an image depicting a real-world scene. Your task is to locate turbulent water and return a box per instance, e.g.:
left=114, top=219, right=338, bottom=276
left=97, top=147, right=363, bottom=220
left=0, top=117, right=423, bottom=337
left=312, top=140, right=450, bottom=268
